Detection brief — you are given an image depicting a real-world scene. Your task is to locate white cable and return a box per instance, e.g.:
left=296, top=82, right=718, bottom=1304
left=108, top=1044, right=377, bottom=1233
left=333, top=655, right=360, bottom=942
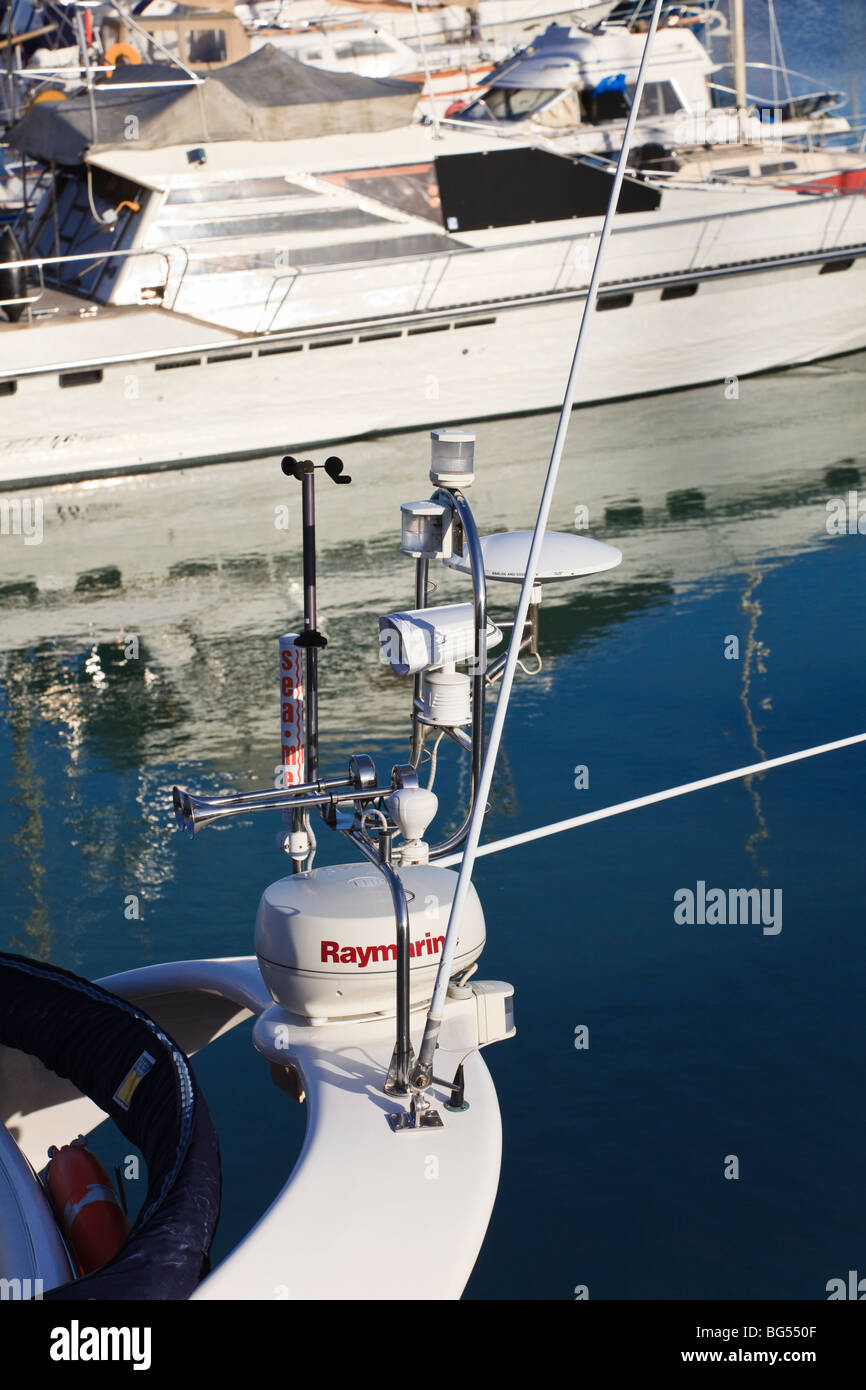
left=436, top=732, right=866, bottom=867
left=413, top=0, right=667, bottom=1080
left=426, top=729, right=445, bottom=791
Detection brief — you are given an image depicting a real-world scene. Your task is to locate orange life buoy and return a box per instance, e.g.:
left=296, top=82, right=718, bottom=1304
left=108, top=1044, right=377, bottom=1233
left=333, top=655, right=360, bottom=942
left=46, top=1138, right=130, bottom=1275
left=31, top=89, right=66, bottom=106
left=104, top=42, right=141, bottom=70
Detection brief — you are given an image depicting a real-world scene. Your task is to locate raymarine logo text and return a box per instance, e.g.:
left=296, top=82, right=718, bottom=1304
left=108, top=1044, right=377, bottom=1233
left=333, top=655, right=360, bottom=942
left=321, top=934, right=445, bottom=967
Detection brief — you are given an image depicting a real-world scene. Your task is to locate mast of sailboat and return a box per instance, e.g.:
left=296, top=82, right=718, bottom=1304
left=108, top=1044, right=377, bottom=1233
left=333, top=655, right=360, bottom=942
left=409, top=0, right=441, bottom=139
left=72, top=4, right=99, bottom=148
left=410, top=0, right=667, bottom=1091
left=731, top=0, right=748, bottom=119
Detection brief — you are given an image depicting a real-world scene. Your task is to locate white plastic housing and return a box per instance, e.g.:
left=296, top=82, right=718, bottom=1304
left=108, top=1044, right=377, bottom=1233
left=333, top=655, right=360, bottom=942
left=400, top=500, right=453, bottom=559
left=255, top=863, right=486, bottom=1020
left=420, top=669, right=472, bottom=726
left=430, top=429, right=475, bottom=488
left=379, top=602, right=502, bottom=675
left=385, top=786, right=438, bottom=844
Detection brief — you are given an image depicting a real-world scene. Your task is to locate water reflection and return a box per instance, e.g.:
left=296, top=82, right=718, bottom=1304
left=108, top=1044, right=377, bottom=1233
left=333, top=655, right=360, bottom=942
left=1, top=353, right=864, bottom=964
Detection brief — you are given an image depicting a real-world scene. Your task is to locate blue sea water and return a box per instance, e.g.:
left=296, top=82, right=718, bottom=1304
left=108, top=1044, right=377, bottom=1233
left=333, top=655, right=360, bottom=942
left=1, top=2, right=865, bottom=1302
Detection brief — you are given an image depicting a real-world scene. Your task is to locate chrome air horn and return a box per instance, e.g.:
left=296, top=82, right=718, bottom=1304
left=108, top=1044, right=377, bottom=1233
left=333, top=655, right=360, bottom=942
left=172, top=757, right=416, bottom=838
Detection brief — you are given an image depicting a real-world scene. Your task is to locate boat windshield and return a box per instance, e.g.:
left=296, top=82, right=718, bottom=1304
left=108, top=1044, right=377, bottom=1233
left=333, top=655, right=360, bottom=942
left=457, top=87, right=562, bottom=124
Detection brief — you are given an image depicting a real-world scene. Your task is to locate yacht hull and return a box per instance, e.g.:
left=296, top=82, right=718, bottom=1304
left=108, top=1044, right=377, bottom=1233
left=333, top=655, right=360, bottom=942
left=1, top=250, right=864, bottom=490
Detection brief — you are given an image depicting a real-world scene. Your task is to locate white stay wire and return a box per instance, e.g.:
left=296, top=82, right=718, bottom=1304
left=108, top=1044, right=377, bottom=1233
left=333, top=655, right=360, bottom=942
left=412, top=0, right=667, bottom=1080
left=436, top=733, right=866, bottom=867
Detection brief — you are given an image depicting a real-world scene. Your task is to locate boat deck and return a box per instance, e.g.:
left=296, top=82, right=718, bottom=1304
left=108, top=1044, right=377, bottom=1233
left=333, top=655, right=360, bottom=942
left=0, top=287, right=235, bottom=374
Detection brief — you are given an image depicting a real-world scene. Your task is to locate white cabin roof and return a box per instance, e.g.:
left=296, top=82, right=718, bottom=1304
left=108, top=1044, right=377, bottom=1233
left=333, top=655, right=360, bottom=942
left=86, top=122, right=519, bottom=188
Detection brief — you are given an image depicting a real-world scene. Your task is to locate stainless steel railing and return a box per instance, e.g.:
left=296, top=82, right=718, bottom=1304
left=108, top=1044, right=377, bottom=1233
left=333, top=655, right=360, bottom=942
left=0, top=242, right=191, bottom=312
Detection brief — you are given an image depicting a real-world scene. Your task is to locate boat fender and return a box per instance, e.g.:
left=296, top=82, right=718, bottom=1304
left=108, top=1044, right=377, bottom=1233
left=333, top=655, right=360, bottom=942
left=0, top=226, right=26, bottom=324
left=46, top=1137, right=130, bottom=1275
left=30, top=88, right=67, bottom=106
left=104, top=42, right=141, bottom=70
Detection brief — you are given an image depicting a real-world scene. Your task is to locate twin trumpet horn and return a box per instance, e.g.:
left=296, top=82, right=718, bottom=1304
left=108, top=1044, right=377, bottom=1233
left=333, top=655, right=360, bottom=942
left=171, top=756, right=417, bottom=838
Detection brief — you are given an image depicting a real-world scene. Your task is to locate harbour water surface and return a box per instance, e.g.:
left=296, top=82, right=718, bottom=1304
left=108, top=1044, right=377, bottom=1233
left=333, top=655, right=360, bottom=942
left=1, top=0, right=865, bottom=1299
left=2, top=347, right=865, bottom=1297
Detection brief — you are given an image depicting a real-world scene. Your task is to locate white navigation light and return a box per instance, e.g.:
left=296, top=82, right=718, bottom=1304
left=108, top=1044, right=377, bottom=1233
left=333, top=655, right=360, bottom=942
left=400, top=499, right=453, bottom=559
left=379, top=602, right=502, bottom=675
left=419, top=669, right=472, bottom=727
left=430, top=429, right=475, bottom=488
left=446, top=530, right=622, bottom=583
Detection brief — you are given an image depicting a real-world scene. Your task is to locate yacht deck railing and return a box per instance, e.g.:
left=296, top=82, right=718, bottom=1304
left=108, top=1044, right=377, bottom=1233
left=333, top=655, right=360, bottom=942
left=0, top=243, right=190, bottom=314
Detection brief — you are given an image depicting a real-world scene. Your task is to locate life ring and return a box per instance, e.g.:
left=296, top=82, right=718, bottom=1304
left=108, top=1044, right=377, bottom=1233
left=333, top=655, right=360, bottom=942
left=30, top=88, right=67, bottom=106
left=445, top=100, right=467, bottom=118
left=46, top=1139, right=130, bottom=1275
left=104, top=42, right=141, bottom=70
left=0, top=952, right=220, bottom=1301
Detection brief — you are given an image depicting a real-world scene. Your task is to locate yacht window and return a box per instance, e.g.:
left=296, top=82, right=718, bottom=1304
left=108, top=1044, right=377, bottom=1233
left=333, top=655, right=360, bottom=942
left=320, top=165, right=440, bottom=223
left=188, top=29, right=228, bottom=64
left=714, top=166, right=751, bottom=179
left=148, top=206, right=389, bottom=244
left=166, top=178, right=308, bottom=204
left=532, top=91, right=580, bottom=130
left=146, top=29, right=180, bottom=61
left=630, top=80, right=683, bottom=118
left=333, top=40, right=392, bottom=58
left=459, top=87, right=561, bottom=124
left=578, top=85, right=630, bottom=124
left=760, top=160, right=799, bottom=175
left=254, top=232, right=455, bottom=269
left=181, top=233, right=456, bottom=274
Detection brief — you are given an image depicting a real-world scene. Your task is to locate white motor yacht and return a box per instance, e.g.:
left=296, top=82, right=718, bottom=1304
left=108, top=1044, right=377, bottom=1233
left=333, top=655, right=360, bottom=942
left=0, top=45, right=864, bottom=488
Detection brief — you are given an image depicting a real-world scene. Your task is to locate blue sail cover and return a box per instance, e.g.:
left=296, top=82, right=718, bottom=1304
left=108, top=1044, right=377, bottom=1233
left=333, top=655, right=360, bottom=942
left=0, top=952, right=221, bottom=1299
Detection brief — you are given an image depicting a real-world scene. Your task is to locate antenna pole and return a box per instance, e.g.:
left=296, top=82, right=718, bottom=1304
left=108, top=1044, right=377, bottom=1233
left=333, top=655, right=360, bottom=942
left=299, top=465, right=321, bottom=784
left=281, top=454, right=350, bottom=797
left=411, top=0, right=667, bottom=1090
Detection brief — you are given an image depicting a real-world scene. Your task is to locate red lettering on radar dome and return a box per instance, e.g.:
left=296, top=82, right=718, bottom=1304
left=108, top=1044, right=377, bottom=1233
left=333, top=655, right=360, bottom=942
left=321, top=935, right=446, bottom=968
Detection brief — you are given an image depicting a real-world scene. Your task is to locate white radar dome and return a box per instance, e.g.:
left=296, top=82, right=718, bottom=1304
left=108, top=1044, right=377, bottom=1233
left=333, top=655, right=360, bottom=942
left=446, top=530, right=622, bottom=583
left=255, top=863, right=485, bottom=1020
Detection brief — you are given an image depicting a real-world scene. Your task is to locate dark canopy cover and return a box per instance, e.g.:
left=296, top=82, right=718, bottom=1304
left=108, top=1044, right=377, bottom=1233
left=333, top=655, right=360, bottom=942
left=0, top=951, right=221, bottom=1300
left=9, top=44, right=419, bottom=166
